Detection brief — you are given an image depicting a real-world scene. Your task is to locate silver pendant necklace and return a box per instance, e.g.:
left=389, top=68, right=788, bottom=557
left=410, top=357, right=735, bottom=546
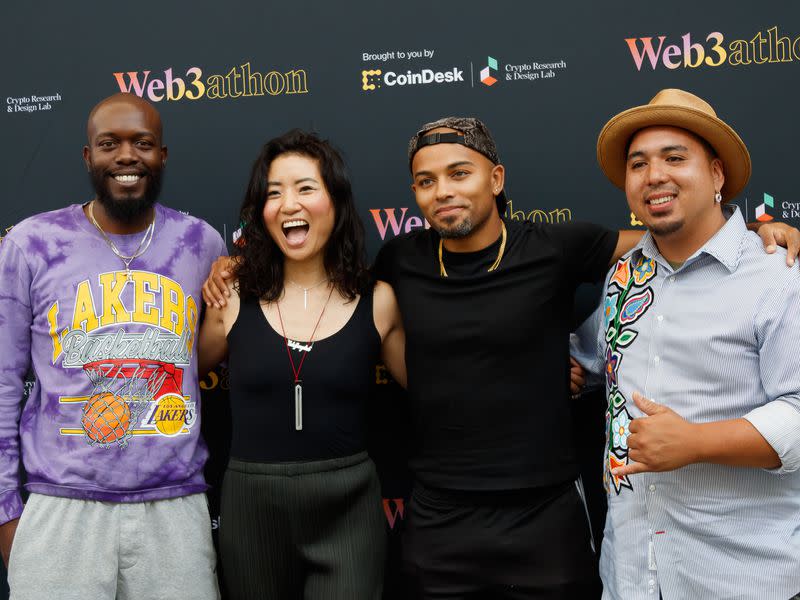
left=87, top=201, right=155, bottom=281
left=286, top=276, right=329, bottom=309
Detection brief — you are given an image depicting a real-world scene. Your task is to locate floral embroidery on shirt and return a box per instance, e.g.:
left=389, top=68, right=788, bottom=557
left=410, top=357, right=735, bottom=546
left=619, top=289, right=654, bottom=325
left=612, top=409, right=632, bottom=449
left=603, top=255, right=657, bottom=495
left=632, top=256, right=656, bottom=285
left=605, top=348, right=622, bottom=388
left=603, top=294, right=619, bottom=329
left=610, top=259, right=632, bottom=289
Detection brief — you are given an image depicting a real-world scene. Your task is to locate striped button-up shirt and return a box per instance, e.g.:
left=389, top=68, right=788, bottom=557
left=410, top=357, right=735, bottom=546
left=572, top=207, right=800, bottom=600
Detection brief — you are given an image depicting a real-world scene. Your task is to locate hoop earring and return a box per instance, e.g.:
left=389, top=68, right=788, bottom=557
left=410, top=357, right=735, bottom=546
left=714, top=192, right=722, bottom=203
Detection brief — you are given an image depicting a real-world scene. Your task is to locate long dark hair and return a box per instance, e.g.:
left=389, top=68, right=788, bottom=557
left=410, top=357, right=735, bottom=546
left=234, top=129, right=371, bottom=302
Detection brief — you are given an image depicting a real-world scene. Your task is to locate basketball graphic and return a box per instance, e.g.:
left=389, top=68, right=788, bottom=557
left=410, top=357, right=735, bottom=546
left=65, top=359, right=189, bottom=448
left=80, top=392, right=131, bottom=444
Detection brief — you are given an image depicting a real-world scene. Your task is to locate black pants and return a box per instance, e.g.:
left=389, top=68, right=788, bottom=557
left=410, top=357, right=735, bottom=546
left=220, top=452, right=386, bottom=600
left=401, top=480, right=601, bottom=599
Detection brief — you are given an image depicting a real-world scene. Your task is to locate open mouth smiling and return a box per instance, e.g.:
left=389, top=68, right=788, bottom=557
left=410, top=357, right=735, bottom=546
left=282, top=219, right=310, bottom=246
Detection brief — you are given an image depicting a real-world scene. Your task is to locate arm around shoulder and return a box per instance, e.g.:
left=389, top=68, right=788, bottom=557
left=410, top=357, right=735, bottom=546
left=611, top=230, right=645, bottom=265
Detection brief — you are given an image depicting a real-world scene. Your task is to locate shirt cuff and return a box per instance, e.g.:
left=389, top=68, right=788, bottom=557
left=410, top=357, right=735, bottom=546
left=744, top=399, right=800, bottom=475
left=0, top=490, right=23, bottom=525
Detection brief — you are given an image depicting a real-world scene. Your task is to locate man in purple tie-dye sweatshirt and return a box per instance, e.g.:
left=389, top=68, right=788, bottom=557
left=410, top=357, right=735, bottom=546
left=0, top=93, right=224, bottom=599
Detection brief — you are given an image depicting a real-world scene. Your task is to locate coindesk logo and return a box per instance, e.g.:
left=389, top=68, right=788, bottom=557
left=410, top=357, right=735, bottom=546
left=362, top=69, right=382, bottom=91
left=756, top=193, right=774, bottom=222
left=480, top=56, right=498, bottom=86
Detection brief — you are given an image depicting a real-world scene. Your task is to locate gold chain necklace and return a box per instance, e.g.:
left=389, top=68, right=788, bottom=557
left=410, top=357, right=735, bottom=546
left=438, top=222, right=507, bottom=277
left=87, top=201, right=155, bottom=281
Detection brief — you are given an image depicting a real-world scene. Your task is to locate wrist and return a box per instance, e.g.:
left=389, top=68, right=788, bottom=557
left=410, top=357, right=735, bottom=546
left=688, top=422, right=709, bottom=464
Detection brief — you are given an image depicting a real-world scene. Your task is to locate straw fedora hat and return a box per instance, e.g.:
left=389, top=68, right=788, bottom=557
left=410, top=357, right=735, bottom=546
left=596, top=88, right=751, bottom=202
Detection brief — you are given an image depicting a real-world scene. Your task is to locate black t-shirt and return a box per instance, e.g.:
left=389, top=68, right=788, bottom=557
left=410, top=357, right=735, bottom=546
left=373, top=218, right=617, bottom=491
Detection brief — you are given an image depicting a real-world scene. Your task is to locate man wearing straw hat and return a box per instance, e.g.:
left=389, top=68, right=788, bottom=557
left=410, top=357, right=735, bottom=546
left=573, top=88, right=800, bottom=599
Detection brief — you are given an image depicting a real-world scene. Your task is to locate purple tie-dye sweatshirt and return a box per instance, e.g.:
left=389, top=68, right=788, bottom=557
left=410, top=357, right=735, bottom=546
left=0, top=203, right=226, bottom=524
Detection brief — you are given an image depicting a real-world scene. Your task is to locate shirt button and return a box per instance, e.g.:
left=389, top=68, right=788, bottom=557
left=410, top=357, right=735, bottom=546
left=649, top=579, right=656, bottom=586
left=649, top=484, right=656, bottom=492
left=653, top=356, right=660, bottom=364
left=657, top=315, right=664, bottom=322
left=648, top=528, right=653, bottom=535
left=670, top=276, right=676, bottom=282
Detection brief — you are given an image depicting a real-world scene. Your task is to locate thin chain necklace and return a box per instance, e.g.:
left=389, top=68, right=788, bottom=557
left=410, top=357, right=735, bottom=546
left=286, top=276, right=329, bottom=310
left=87, top=201, right=155, bottom=281
left=438, top=221, right=507, bottom=277
left=275, top=284, right=335, bottom=431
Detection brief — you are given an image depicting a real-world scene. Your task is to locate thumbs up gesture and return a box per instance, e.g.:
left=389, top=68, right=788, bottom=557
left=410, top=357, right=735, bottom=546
left=610, top=392, right=701, bottom=477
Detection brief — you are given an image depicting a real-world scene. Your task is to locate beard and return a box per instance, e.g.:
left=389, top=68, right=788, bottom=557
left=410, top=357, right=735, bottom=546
left=436, top=216, right=474, bottom=239
left=89, top=166, right=163, bottom=224
left=647, top=218, right=684, bottom=237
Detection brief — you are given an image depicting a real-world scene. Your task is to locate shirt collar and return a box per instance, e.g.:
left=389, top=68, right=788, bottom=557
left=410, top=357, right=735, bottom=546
left=633, top=205, right=746, bottom=273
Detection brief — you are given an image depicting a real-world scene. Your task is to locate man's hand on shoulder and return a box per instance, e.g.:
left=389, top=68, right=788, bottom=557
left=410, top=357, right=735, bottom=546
left=202, top=256, right=238, bottom=308
left=750, top=221, right=800, bottom=266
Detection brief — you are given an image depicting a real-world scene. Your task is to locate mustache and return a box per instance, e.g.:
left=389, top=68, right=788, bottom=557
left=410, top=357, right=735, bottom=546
left=645, top=186, right=679, bottom=197
left=106, top=165, right=152, bottom=177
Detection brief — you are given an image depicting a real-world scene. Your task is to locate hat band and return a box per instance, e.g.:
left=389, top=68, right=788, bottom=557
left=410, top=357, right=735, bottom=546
left=417, top=132, right=467, bottom=150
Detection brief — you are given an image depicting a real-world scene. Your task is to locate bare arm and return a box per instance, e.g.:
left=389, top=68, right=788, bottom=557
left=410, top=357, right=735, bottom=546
left=693, top=417, right=780, bottom=468
left=610, top=230, right=645, bottom=266
left=198, top=286, right=240, bottom=377
left=373, top=281, right=407, bottom=389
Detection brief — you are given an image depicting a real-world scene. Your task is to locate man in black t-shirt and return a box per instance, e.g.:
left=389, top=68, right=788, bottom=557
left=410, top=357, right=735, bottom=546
left=372, top=117, right=630, bottom=599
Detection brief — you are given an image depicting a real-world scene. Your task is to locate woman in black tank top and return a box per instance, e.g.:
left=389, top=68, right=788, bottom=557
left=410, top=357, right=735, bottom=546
left=199, top=130, right=405, bottom=599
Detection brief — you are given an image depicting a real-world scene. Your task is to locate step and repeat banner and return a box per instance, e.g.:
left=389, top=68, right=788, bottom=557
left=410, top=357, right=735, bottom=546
left=2, top=1, right=799, bottom=597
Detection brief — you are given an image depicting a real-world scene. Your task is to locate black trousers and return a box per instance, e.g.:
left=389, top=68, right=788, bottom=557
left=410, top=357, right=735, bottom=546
left=401, top=480, right=601, bottom=599
left=220, top=452, right=386, bottom=600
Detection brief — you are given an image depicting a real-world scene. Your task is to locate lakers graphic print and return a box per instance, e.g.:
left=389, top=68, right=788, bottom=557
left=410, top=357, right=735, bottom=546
left=49, top=270, right=199, bottom=448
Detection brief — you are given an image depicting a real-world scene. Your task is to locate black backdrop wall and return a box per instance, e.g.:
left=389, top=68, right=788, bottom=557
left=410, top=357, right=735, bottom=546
left=3, top=2, right=800, bottom=598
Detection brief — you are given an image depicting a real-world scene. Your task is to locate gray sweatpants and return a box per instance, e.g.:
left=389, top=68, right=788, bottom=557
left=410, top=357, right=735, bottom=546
left=8, top=492, right=219, bottom=600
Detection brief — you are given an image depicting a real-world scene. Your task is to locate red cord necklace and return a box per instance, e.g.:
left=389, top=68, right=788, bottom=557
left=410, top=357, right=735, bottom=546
left=275, top=284, right=335, bottom=431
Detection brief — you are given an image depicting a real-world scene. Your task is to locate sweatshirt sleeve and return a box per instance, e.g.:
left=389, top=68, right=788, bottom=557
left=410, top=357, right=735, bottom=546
left=0, top=237, right=33, bottom=523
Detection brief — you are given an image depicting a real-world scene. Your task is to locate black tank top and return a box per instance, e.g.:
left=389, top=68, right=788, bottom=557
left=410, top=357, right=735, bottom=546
left=227, top=290, right=381, bottom=462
